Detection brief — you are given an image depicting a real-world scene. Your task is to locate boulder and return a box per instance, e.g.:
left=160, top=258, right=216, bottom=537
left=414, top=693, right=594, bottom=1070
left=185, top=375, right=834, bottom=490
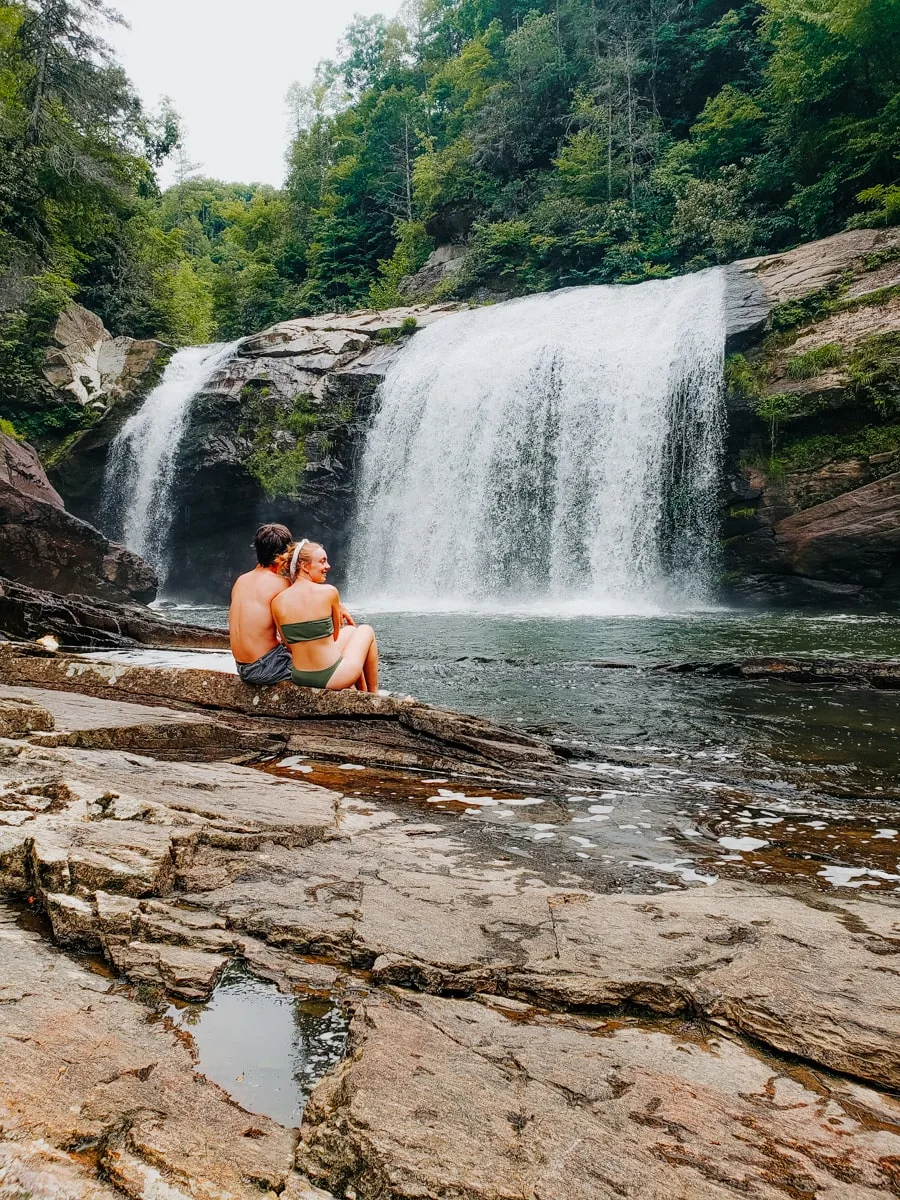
left=0, top=433, right=157, bottom=603
left=722, top=228, right=900, bottom=602
left=399, top=243, right=468, bottom=299
left=725, top=471, right=900, bottom=599
left=773, top=471, right=900, bottom=586
left=725, top=225, right=900, bottom=345
left=42, top=303, right=169, bottom=411
left=0, top=575, right=227, bottom=648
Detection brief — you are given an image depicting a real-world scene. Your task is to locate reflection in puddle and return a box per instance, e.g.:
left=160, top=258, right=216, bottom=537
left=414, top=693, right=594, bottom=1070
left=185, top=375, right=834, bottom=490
left=164, top=966, right=348, bottom=1127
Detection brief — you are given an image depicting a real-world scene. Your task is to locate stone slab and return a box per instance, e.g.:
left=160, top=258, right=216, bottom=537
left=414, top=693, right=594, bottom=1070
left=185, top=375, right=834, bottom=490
left=182, top=828, right=900, bottom=1092
left=0, top=903, right=323, bottom=1198
left=299, top=990, right=900, bottom=1200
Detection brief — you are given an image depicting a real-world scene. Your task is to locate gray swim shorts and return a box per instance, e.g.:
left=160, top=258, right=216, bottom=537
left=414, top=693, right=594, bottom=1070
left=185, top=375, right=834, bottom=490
left=235, top=644, right=293, bottom=686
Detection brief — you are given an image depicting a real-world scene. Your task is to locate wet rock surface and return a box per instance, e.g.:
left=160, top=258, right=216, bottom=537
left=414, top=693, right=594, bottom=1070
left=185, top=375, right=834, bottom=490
left=300, top=990, right=900, bottom=1200
left=723, top=228, right=900, bottom=605
left=658, top=654, right=900, bottom=687
left=0, top=657, right=899, bottom=1196
left=0, top=904, right=331, bottom=1199
left=0, top=579, right=229, bottom=648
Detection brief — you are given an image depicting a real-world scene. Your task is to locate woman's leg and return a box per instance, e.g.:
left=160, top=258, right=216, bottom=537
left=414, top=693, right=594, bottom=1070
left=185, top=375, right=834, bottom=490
left=332, top=626, right=367, bottom=691
left=361, top=633, right=379, bottom=692
left=325, top=625, right=377, bottom=691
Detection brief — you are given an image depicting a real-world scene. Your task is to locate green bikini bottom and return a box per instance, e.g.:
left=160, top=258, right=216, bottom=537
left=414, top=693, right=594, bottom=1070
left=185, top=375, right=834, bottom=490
left=290, top=658, right=343, bottom=689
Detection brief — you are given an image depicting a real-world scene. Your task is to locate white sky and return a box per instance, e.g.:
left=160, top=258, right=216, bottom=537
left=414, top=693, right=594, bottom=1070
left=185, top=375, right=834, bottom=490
left=108, top=0, right=395, bottom=187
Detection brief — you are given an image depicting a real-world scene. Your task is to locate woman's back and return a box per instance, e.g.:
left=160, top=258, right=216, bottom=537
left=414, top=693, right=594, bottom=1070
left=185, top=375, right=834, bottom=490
left=272, top=578, right=340, bottom=669
left=270, top=540, right=378, bottom=693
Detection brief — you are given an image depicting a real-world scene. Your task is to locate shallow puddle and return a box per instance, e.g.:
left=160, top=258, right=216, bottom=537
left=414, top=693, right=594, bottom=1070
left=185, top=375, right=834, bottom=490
left=163, top=965, right=349, bottom=1127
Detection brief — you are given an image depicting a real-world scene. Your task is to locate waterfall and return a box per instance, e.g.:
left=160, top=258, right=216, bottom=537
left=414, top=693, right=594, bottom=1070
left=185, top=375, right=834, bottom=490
left=101, top=342, right=237, bottom=589
left=349, top=269, right=726, bottom=612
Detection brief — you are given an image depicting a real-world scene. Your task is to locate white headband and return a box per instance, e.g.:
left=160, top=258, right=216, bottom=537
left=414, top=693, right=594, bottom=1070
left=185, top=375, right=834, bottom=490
left=289, top=539, right=308, bottom=581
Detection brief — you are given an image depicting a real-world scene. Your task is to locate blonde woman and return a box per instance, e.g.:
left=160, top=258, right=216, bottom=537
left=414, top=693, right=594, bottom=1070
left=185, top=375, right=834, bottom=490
left=270, top=540, right=379, bottom=691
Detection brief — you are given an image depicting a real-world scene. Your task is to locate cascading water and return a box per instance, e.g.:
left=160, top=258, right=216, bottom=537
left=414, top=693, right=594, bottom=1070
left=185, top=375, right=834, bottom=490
left=349, top=269, right=726, bottom=611
left=101, top=342, right=237, bottom=589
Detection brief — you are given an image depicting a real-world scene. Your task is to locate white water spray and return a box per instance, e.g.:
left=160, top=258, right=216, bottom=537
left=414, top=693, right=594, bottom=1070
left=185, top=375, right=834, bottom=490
left=349, top=270, right=726, bottom=611
left=102, top=342, right=237, bottom=588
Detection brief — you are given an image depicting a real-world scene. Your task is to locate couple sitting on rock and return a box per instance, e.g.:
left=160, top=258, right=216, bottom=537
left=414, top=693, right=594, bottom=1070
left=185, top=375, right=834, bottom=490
left=229, top=523, right=379, bottom=691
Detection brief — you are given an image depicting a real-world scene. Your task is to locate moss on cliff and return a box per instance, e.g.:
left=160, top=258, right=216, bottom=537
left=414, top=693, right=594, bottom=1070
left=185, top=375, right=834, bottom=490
left=238, top=383, right=333, bottom=500
left=785, top=343, right=843, bottom=380
left=848, top=332, right=900, bottom=416
left=756, top=423, right=900, bottom=474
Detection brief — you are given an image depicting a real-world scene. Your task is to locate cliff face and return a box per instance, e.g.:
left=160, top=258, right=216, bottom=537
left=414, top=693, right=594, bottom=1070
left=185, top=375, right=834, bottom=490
left=0, top=431, right=156, bottom=603
left=40, top=229, right=900, bottom=607
left=161, top=305, right=461, bottom=600
left=720, top=227, right=900, bottom=605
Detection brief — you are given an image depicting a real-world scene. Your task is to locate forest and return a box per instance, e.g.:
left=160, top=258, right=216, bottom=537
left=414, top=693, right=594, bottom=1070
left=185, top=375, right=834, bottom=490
left=0, top=0, right=898, bottom=379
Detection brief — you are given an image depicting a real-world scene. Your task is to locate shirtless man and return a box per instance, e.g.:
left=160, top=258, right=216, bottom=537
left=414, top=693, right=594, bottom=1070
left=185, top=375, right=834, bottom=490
left=229, top=523, right=293, bottom=685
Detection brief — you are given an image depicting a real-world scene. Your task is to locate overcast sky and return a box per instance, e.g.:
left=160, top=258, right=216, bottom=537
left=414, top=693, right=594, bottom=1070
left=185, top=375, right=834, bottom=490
left=108, top=0, right=394, bottom=187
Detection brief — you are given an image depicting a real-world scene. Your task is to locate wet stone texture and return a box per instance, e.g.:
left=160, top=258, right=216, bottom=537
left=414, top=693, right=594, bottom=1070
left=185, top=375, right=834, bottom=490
left=0, top=657, right=899, bottom=1198
left=300, top=990, right=900, bottom=1200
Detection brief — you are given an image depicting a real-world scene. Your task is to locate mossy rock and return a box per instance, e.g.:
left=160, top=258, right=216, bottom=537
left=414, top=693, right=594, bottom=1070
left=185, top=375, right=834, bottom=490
left=236, top=382, right=358, bottom=501
left=848, top=332, right=900, bottom=417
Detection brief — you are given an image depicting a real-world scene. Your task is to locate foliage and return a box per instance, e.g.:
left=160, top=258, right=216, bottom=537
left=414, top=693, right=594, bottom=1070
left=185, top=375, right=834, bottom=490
left=850, top=185, right=900, bottom=229
left=751, top=390, right=808, bottom=423
left=768, top=287, right=842, bottom=334
left=238, top=384, right=324, bottom=499
left=775, top=423, right=900, bottom=472
left=0, top=0, right=207, bottom=422
left=368, top=220, right=432, bottom=308
left=785, top=342, right=843, bottom=379
left=848, top=332, right=900, bottom=415
left=0, top=414, right=21, bottom=438
left=4, top=0, right=900, bottom=375
left=724, top=352, right=761, bottom=400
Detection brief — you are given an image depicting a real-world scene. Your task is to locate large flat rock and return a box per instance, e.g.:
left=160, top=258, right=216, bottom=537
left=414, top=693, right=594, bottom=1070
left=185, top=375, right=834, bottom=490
left=299, top=989, right=900, bottom=1200
left=0, top=677, right=899, bottom=1197
left=179, top=821, right=900, bottom=1092
left=2, top=695, right=898, bottom=1098
left=725, top=226, right=900, bottom=344
left=0, top=647, right=570, bottom=779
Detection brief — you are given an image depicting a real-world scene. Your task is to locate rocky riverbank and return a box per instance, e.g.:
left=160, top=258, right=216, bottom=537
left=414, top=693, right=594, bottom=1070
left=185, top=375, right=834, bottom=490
left=1, top=647, right=899, bottom=1198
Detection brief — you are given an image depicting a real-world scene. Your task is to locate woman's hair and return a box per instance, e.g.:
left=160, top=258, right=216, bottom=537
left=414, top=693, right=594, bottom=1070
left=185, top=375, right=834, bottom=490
left=275, top=539, right=324, bottom=579
left=253, top=523, right=292, bottom=567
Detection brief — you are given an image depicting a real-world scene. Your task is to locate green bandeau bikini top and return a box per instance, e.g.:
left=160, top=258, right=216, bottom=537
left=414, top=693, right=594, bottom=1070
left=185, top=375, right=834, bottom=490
left=279, top=615, right=334, bottom=644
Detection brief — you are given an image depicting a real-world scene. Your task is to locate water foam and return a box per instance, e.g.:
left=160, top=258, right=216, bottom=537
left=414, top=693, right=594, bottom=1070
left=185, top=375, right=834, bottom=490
left=349, top=270, right=726, bottom=610
left=102, top=342, right=238, bottom=588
